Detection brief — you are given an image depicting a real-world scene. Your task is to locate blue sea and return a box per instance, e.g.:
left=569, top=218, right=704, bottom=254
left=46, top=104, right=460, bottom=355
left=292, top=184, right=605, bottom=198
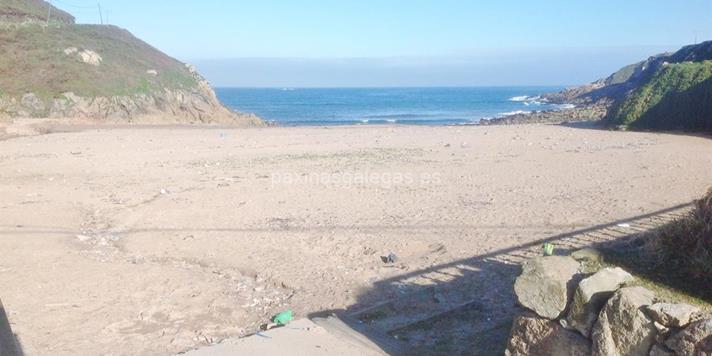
left=216, top=87, right=569, bottom=126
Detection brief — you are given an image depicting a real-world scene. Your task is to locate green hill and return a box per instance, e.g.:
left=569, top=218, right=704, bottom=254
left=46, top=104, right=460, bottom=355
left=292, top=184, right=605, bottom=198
left=606, top=60, right=712, bottom=130
left=0, top=0, right=260, bottom=124
left=601, top=41, right=712, bottom=131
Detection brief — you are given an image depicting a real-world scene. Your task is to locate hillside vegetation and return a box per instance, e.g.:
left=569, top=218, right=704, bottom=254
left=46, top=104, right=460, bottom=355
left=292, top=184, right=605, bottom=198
left=598, top=41, right=712, bottom=131
left=606, top=61, right=712, bottom=130
left=0, top=0, right=260, bottom=124
left=0, top=24, right=197, bottom=98
left=537, top=41, right=712, bottom=132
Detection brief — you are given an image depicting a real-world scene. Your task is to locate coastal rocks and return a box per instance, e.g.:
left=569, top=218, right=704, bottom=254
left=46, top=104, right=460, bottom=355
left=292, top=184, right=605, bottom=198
left=478, top=102, right=611, bottom=126
left=566, top=267, right=634, bottom=337
left=591, top=286, right=657, bottom=356
left=645, top=302, right=705, bottom=328
left=665, top=318, right=712, bottom=355
left=1, top=86, right=261, bottom=125
left=513, top=256, right=582, bottom=319
left=21, top=93, right=44, bottom=113
left=505, top=312, right=591, bottom=356
left=507, top=251, right=712, bottom=356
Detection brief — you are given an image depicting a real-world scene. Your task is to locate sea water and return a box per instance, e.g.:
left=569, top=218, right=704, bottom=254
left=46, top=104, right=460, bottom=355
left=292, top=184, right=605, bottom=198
left=216, top=87, right=567, bottom=126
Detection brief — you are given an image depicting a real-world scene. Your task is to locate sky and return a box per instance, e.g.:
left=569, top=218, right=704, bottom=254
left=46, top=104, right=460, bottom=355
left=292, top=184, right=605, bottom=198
left=54, top=0, right=712, bottom=87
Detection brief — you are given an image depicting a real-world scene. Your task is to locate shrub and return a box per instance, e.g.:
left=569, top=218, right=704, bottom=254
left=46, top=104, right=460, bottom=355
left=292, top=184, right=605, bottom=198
left=655, top=189, right=712, bottom=284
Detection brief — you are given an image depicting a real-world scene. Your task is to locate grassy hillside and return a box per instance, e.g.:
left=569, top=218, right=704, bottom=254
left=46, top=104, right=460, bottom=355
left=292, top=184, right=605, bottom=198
left=0, top=0, right=260, bottom=124
left=606, top=60, right=712, bottom=130
left=601, top=41, right=712, bottom=131
left=0, top=0, right=73, bottom=24
left=0, top=24, right=197, bottom=98
left=0, top=0, right=198, bottom=100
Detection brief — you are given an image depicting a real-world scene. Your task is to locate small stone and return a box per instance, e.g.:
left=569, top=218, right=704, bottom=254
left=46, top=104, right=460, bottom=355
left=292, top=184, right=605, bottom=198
left=381, top=253, right=397, bottom=264
left=76, top=234, right=93, bottom=242
left=514, top=256, right=582, bottom=319
left=665, top=318, right=712, bottom=355
left=645, top=302, right=704, bottom=328
left=566, top=267, right=634, bottom=337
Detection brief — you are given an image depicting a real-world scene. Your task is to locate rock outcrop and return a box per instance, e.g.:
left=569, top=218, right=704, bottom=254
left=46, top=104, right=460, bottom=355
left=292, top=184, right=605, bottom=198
left=506, top=249, right=712, bottom=356
left=0, top=1, right=261, bottom=126
left=479, top=102, right=610, bottom=126
left=591, top=286, right=657, bottom=356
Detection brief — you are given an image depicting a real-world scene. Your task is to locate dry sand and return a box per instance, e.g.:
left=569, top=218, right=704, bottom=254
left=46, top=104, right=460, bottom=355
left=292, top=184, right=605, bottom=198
left=1, top=123, right=711, bottom=354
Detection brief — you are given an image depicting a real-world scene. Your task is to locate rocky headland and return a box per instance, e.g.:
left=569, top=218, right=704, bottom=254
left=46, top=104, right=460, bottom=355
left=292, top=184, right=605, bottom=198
left=0, top=0, right=261, bottom=125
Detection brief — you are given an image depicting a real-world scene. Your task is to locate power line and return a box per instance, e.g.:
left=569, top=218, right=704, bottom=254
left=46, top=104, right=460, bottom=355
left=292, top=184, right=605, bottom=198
left=46, top=0, right=52, bottom=25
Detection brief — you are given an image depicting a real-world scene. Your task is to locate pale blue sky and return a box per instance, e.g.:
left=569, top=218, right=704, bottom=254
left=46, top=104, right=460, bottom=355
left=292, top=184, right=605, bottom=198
left=55, top=0, right=712, bottom=86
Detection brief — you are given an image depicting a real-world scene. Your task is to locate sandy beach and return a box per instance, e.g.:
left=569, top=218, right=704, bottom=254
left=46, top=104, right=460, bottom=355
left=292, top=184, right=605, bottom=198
left=1, top=123, right=712, bottom=354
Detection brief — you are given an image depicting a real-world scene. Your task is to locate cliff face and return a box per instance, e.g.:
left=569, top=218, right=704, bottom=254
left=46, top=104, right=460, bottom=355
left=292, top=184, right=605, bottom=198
left=0, top=0, right=261, bottom=125
left=541, top=41, right=712, bottom=131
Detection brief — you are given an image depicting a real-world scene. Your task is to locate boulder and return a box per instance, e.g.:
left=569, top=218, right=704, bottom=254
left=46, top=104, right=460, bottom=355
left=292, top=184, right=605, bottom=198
left=665, top=318, right=712, bottom=355
left=645, top=302, right=704, bottom=328
left=514, top=256, right=582, bottom=319
left=78, top=49, right=102, bottom=66
left=505, top=312, right=591, bottom=356
left=567, top=267, right=634, bottom=337
left=591, top=286, right=657, bottom=356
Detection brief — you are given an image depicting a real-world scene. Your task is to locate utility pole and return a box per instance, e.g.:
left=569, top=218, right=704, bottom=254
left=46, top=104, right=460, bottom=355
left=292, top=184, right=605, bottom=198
left=97, top=2, right=103, bottom=25
left=46, top=0, right=52, bottom=26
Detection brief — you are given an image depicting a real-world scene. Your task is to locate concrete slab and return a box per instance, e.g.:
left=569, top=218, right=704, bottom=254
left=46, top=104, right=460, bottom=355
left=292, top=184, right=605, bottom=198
left=182, top=318, right=387, bottom=356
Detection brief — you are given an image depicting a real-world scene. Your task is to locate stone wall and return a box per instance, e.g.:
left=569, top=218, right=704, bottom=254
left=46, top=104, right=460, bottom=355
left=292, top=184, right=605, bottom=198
left=506, top=251, right=712, bottom=356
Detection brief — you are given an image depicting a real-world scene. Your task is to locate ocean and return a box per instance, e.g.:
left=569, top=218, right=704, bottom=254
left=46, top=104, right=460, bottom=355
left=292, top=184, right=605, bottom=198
left=216, top=87, right=568, bottom=126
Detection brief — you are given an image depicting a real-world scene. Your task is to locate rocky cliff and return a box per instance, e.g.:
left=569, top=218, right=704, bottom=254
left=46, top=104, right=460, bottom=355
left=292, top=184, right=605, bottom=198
left=486, top=41, right=712, bottom=131
left=0, top=0, right=261, bottom=125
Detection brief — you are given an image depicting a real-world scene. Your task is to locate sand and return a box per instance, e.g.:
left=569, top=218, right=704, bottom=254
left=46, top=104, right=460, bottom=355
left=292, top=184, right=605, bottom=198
left=1, top=123, right=711, bottom=354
